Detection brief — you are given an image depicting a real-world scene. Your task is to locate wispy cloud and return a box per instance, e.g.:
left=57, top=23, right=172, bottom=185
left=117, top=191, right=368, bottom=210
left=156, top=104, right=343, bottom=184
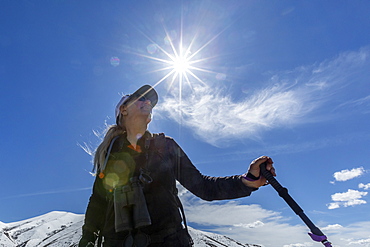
left=332, top=167, right=365, bottom=182
left=157, top=81, right=318, bottom=146
left=336, top=95, right=370, bottom=114
left=189, top=131, right=370, bottom=170
left=0, top=187, right=92, bottom=200
left=157, top=46, right=370, bottom=146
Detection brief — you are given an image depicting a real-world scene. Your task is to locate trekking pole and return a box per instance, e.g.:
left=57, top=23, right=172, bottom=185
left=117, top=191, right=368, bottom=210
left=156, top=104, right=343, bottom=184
left=260, top=162, right=332, bottom=247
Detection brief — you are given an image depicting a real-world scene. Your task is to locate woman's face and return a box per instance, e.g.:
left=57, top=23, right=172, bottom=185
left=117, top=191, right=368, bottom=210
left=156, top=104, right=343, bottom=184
left=121, top=96, right=153, bottom=123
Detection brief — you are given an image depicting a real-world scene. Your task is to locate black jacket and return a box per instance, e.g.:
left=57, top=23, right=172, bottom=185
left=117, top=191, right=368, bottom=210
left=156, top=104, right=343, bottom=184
left=80, top=132, right=257, bottom=245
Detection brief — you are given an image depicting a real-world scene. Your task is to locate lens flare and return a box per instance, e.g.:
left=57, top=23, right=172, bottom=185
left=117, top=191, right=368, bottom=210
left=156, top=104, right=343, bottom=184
left=147, top=44, right=158, bottom=54
left=110, top=57, right=120, bottom=67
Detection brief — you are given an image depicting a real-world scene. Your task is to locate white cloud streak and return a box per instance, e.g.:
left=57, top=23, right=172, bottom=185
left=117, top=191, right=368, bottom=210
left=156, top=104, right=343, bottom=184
left=156, top=46, right=370, bottom=146
left=333, top=167, right=365, bottom=182
left=0, top=187, right=92, bottom=200
left=336, top=94, right=370, bottom=114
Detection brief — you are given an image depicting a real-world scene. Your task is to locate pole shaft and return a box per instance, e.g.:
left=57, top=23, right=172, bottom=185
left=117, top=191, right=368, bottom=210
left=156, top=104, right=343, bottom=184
left=260, top=162, right=328, bottom=239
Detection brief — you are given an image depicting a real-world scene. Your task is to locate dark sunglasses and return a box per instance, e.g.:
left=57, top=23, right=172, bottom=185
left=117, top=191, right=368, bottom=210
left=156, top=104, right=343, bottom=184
left=137, top=96, right=148, bottom=102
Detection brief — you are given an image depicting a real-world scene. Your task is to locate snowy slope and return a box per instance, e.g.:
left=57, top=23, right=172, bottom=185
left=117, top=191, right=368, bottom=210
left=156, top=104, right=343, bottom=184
left=0, top=211, right=261, bottom=247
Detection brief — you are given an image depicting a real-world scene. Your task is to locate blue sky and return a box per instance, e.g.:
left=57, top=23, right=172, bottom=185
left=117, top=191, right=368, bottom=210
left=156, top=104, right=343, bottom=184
left=1, top=1, right=370, bottom=246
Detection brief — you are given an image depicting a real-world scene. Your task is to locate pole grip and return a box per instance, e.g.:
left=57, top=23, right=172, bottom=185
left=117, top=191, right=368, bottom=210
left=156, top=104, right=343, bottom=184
left=260, top=162, right=304, bottom=215
left=260, top=162, right=283, bottom=191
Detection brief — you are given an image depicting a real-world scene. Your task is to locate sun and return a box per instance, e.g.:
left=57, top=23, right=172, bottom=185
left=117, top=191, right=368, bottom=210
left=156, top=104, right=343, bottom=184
left=127, top=20, right=229, bottom=99
left=123, top=17, right=231, bottom=127
left=132, top=29, right=220, bottom=93
left=148, top=34, right=208, bottom=91
left=172, top=54, right=190, bottom=74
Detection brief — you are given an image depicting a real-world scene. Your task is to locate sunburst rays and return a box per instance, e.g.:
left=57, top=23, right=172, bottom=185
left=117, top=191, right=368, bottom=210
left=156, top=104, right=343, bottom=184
left=128, top=21, right=228, bottom=97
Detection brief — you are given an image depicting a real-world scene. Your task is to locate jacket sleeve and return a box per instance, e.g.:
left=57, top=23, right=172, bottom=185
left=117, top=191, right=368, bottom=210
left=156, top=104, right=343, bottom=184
left=168, top=138, right=258, bottom=201
left=79, top=176, right=108, bottom=245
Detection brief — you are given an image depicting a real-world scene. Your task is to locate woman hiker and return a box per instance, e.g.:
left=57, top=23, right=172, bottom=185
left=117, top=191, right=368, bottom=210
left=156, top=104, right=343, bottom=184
left=79, top=84, right=276, bottom=247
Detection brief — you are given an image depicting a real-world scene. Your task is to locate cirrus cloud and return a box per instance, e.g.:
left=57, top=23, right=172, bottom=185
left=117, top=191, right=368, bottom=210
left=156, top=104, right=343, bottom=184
left=156, top=46, right=370, bottom=146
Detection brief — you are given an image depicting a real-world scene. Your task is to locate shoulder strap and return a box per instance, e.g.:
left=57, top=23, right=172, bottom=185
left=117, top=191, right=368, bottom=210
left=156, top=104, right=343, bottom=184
left=174, top=187, right=191, bottom=234
left=99, top=135, right=121, bottom=173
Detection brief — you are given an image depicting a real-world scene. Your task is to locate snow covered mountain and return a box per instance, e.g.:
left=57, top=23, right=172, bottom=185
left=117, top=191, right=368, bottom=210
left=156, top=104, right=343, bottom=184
left=0, top=211, right=261, bottom=247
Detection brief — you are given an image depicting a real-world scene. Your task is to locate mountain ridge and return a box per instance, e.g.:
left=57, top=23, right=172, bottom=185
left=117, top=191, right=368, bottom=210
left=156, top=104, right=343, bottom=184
left=0, top=211, right=262, bottom=247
